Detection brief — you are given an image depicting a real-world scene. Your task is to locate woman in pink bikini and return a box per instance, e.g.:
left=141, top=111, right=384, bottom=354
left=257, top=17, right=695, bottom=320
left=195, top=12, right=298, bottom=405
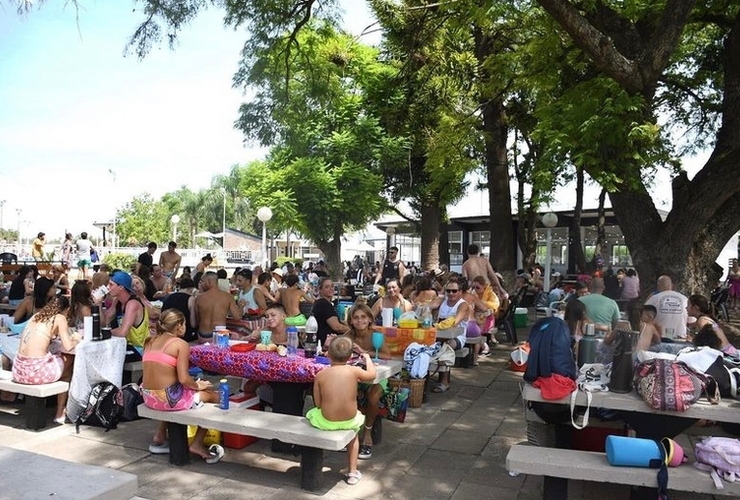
left=141, top=309, right=223, bottom=463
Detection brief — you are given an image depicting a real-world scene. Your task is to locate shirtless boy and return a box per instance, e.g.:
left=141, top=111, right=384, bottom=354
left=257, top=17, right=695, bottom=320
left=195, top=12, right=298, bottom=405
left=246, top=303, right=288, bottom=344
left=305, top=336, right=376, bottom=485
left=159, top=241, right=182, bottom=280
left=277, top=274, right=314, bottom=326
left=635, top=304, right=661, bottom=351
left=192, top=272, right=242, bottom=343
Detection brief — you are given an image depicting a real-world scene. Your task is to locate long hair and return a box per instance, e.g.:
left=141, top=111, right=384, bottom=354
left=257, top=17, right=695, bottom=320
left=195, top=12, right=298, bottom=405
left=689, top=294, right=715, bottom=317
left=33, top=277, right=55, bottom=309
left=70, top=280, right=93, bottom=317
left=34, top=296, right=69, bottom=323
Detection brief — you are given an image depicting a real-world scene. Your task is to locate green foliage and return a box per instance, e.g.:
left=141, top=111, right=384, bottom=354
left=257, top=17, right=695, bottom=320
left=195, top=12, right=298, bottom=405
left=115, top=194, right=170, bottom=247
left=103, top=252, right=137, bottom=273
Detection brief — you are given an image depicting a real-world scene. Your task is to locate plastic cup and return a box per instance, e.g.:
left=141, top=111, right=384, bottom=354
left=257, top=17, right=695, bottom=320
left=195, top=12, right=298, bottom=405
left=260, top=330, right=272, bottom=345
left=304, top=342, right=317, bottom=358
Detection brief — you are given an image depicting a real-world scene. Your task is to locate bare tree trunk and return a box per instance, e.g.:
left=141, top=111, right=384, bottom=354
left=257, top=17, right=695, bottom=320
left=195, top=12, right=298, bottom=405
left=568, top=168, right=587, bottom=274
left=419, top=202, right=441, bottom=272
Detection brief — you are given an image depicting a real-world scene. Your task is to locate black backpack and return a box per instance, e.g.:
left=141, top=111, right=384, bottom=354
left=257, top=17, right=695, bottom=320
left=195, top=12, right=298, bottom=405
left=120, top=383, right=144, bottom=422
left=75, top=382, right=124, bottom=433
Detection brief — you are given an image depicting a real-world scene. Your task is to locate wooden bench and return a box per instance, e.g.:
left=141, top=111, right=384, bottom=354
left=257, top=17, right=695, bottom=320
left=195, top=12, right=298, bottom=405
left=0, top=378, right=69, bottom=430
left=0, top=445, right=138, bottom=499
left=137, top=403, right=356, bottom=491
left=506, top=444, right=740, bottom=498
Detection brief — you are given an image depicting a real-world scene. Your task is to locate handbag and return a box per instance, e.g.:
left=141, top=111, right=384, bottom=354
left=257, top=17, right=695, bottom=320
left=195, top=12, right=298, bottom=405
left=634, top=358, right=717, bottom=412
left=570, top=363, right=611, bottom=429
left=378, top=386, right=410, bottom=423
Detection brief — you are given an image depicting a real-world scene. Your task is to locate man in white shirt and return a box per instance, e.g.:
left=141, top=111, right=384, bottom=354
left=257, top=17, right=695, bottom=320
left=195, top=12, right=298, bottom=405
left=645, top=275, right=688, bottom=339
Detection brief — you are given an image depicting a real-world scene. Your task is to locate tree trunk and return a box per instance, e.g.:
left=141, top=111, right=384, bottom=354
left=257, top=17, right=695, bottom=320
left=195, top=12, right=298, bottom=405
left=419, top=202, right=441, bottom=272
left=568, top=168, right=587, bottom=274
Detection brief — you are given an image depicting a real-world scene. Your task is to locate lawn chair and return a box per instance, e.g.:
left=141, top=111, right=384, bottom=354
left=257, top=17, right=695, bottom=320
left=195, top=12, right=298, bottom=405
left=0, top=253, right=17, bottom=265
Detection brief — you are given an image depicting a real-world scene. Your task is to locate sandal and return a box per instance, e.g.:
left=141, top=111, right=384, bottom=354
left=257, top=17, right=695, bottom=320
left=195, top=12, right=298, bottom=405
left=346, top=470, right=362, bottom=485
left=148, top=442, right=170, bottom=454
left=432, top=383, right=449, bottom=393
left=205, top=444, right=225, bottom=464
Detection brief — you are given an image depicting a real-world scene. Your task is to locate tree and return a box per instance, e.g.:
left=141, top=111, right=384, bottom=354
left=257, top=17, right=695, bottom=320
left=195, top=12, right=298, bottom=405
left=534, top=0, right=740, bottom=293
left=116, top=194, right=170, bottom=246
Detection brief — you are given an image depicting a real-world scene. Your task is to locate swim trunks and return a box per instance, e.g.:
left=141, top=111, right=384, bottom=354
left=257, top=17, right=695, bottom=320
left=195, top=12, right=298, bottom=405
left=305, top=407, right=364, bottom=433
left=285, top=314, right=307, bottom=327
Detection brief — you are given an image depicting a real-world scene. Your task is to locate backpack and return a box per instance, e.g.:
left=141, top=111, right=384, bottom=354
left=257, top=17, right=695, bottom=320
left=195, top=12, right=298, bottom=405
left=695, top=437, right=740, bottom=489
left=120, top=383, right=144, bottom=422
left=634, top=359, right=716, bottom=412
left=523, top=317, right=576, bottom=383
left=75, top=382, right=124, bottom=433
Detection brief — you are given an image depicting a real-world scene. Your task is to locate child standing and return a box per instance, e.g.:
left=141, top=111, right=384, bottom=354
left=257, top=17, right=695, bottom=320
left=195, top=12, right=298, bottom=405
left=306, top=336, right=377, bottom=485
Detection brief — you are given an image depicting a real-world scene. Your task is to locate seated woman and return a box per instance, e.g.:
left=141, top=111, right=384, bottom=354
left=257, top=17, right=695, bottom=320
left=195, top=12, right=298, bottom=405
left=687, top=294, right=735, bottom=354
left=344, top=303, right=390, bottom=460
left=13, top=276, right=56, bottom=325
left=141, top=309, right=223, bottom=463
left=408, top=275, right=438, bottom=305
left=693, top=323, right=736, bottom=354
left=12, top=296, right=79, bottom=423
left=7, top=265, right=34, bottom=306
left=469, top=275, right=500, bottom=358
left=50, top=264, right=70, bottom=296
left=68, top=280, right=93, bottom=331
left=370, top=278, right=413, bottom=323
left=131, top=275, right=160, bottom=321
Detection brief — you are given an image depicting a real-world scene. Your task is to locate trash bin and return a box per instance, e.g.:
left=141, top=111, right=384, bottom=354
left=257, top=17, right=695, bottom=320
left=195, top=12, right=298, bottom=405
left=514, top=307, right=528, bottom=327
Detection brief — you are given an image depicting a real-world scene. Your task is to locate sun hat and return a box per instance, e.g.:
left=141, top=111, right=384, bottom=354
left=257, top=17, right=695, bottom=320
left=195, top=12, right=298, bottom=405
left=271, top=268, right=283, bottom=277
left=110, top=271, right=134, bottom=293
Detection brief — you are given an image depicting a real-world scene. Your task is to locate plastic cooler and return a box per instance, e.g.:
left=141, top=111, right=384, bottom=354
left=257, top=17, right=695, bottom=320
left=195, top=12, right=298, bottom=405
left=336, top=301, right=354, bottom=323
left=223, top=393, right=261, bottom=449
left=514, top=307, right=528, bottom=327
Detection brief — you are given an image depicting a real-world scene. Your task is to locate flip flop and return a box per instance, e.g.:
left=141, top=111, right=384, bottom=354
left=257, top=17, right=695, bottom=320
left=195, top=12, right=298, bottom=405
left=346, top=470, right=362, bottom=485
left=148, top=442, right=170, bottom=454
left=432, top=383, right=449, bottom=393
left=205, top=444, right=225, bottom=464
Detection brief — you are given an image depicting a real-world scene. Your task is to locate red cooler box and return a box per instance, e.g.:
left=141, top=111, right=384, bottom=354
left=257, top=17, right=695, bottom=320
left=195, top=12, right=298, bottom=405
left=223, top=393, right=261, bottom=449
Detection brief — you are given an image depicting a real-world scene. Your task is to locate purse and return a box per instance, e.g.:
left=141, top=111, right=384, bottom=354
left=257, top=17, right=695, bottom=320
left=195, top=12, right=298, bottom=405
left=634, top=358, right=717, bottom=411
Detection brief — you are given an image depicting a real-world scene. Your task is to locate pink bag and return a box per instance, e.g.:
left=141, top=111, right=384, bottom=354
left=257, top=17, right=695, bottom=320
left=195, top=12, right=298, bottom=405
left=634, top=359, right=714, bottom=412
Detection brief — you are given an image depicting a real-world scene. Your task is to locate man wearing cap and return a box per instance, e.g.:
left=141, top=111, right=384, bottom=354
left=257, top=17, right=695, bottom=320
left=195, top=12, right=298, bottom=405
left=462, top=244, right=507, bottom=297
left=270, top=268, right=283, bottom=296
left=193, top=272, right=242, bottom=343
left=32, top=232, right=46, bottom=260
left=136, top=242, right=157, bottom=275
left=105, top=271, right=150, bottom=351
left=158, top=241, right=181, bottom=280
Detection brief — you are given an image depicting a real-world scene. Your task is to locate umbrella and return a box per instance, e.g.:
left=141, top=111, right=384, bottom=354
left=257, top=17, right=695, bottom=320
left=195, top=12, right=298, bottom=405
left=346, top=241, right=376, bottom=252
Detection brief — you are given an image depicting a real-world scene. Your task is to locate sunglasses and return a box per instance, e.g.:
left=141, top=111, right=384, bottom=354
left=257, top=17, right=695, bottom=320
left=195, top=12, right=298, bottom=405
left=445, top=289, right=460, bottom=293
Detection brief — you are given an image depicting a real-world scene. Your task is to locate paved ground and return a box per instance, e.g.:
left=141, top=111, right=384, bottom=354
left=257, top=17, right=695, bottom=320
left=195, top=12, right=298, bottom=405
left=0, top=323, right=730, bottom=500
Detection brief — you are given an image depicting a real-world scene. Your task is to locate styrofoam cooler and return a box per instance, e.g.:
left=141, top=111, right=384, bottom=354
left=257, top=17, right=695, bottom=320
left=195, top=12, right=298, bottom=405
left=514, top=307, right=528, bottom=327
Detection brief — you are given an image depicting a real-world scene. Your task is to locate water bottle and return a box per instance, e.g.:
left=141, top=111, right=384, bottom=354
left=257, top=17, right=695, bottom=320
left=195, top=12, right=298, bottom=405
left=577, top=323, right=597, bottom=367
left=305, top=316, right=318, bottom=343
left=286, top=326, right=299, bottom=356
left=420, top=303, right=433, bottom=329
left=91, top=305, right=101, bottom=341
left=219, top=379, right=230, bottom=410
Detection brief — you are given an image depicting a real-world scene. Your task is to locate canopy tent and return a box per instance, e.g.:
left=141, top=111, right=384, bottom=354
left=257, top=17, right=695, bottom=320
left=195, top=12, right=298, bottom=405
left=345, top=241, right=376, bottom=252
left=194, top=231, right=221, bottom=238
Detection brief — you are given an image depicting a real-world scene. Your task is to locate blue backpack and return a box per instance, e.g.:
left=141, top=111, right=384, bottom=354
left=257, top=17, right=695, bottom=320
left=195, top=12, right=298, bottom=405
left=523, top=317, right=576, bottom=382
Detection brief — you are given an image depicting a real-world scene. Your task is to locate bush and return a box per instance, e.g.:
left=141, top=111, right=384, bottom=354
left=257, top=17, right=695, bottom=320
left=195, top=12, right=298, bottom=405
left=103, top=252, right=137, bottom=273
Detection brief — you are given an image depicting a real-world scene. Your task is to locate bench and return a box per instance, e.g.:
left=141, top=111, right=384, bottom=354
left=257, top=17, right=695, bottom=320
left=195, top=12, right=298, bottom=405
left=137, top=403, right=356, bottom=491
left=506, top=444, right=740, bottom=498
left=0, top=445, right=138, bottom=499
left=0, top=378, right=69, bottom=430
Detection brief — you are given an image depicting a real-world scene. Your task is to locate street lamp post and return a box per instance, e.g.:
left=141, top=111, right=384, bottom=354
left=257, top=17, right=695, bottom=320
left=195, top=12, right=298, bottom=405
left=15, top=208, right=21, bottom=254
left=221, top=189, right=227, bottom=249
left=257, top=207, right=273, bottom=268
left=109, top=169, right=117, bottom=248
left=0, top=199, right=5, bottom=234
left=542, top=212, right=559, bottom=293
left=170, top=214, right=181, bottom=243
left=385, top=227, right=396, bottom=258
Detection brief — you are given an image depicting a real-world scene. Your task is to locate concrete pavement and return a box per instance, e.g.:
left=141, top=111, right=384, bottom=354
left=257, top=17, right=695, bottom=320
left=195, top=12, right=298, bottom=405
left=0, top=334, right=719, bottom=500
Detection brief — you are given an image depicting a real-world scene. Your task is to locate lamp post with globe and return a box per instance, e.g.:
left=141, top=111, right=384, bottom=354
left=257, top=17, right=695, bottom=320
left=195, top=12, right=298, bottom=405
left=170, top=214, right=180, bottom=243
left=257, top=207, right=273, bottom=268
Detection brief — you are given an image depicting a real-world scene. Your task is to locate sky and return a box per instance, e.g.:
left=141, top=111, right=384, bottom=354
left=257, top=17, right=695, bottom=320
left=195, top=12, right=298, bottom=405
left=0, top=1, right=708, bottom=244
left=0, top=0, right=376, bottom=241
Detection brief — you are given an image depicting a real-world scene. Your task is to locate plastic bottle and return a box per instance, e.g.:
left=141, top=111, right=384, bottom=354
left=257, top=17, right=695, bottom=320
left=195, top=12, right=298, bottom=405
left=420, top=303, right=433, bottom=329
left=577, top=323, right=597, bottom=367
left=219, top=379, right=230, bottom=409
left=286, top=326, right=299, bottom=356
left=305, top=316, right=318, bottom=343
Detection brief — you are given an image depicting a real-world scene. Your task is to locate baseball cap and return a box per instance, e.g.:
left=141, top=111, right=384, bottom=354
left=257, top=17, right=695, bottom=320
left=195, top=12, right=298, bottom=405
left=110, top=271, right=134, bottom=293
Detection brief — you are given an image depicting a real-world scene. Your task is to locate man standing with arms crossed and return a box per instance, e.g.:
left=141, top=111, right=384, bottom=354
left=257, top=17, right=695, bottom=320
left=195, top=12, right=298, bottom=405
left=159, top=241, right=182, bottom=280
left=193, top=272, right=242, bottom=343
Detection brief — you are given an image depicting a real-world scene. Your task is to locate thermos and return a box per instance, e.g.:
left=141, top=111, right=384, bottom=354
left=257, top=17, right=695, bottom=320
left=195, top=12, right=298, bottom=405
left=609, top=330, right=636, bottom=393
left=577, top=323, right=597, bottom=367
left=91, top=305, right=101, bottom=341
left=219, top=379, right=230, bottom=410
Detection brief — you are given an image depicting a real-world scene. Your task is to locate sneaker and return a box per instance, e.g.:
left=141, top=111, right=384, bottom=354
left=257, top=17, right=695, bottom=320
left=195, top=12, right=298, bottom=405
left=358, top=444, right=373, bottom=459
